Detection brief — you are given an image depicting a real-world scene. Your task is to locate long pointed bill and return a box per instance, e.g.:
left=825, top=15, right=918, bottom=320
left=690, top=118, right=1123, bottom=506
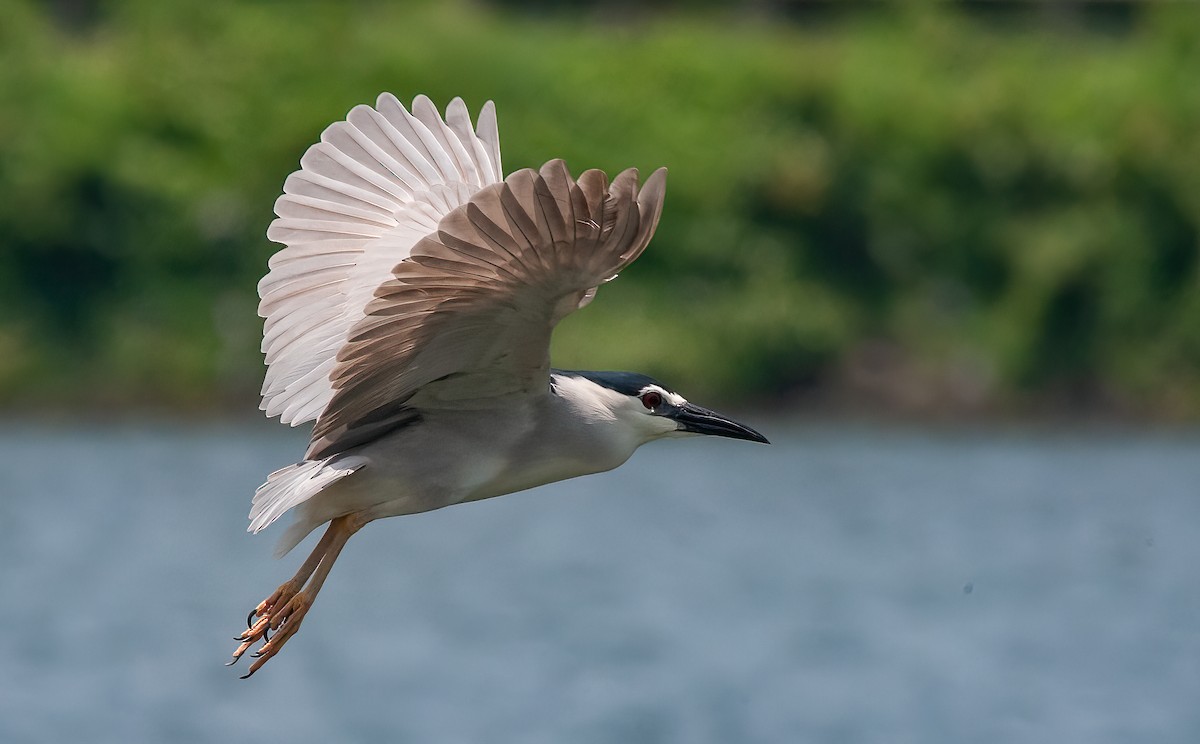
left=670, top=403, right=769, bottom=444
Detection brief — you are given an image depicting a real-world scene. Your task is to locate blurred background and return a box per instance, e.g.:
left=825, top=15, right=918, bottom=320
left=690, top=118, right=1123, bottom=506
left=1, top=0, right=1198, bottom=742
left=3, top=0, right=1199, bottom=417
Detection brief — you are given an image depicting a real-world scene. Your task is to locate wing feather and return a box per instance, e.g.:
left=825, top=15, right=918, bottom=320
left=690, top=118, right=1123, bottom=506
left=326, top=118, right=423, bottom=194
left=446, top=97, right=494, bottom=185
left=308, top=163, right=668, bottom=455
left=281, top=170, right=397, bottom=212
left=380, top=94, right=462, bottom=184
left=363, top=101, right=442, bottom=185
left=413, top=95, right=480, bottom=186
left=259, top=95, right=502, bottom=426
left=536, top=160, right=575, bottom=271
left=475, top=101, right=503, bottom=183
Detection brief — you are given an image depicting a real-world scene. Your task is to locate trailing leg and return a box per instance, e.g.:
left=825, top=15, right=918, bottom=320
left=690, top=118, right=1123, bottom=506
left=227, top=513, right=367, bottom=677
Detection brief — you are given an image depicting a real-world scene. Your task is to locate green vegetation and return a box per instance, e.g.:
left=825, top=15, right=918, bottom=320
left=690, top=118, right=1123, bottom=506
left=2, top=0, right=1198, bottom=417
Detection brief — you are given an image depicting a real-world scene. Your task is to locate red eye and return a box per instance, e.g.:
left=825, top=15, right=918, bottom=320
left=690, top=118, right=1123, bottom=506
left=640, top=391, right=663, bottom=409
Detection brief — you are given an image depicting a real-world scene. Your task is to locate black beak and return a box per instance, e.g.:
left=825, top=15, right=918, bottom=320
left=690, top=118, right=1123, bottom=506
left=670, top=403, right=770, bottom=444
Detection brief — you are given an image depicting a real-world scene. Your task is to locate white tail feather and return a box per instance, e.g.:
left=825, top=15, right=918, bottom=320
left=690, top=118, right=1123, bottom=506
left=248, top=457, right=366, bottom=555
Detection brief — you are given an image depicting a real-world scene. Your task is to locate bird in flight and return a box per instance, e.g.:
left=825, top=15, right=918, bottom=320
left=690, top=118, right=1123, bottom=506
left=229, top=94, right=768, bottom=677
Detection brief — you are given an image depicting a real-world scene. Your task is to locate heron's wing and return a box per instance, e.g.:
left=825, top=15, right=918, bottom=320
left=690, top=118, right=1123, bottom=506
left=259, top=94, right=503, bottom=427
left=308, top=160, right=667, bottom=454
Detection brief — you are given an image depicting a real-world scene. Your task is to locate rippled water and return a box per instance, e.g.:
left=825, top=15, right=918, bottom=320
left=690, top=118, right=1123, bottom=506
left=0, top=418, right=1197, bottom=743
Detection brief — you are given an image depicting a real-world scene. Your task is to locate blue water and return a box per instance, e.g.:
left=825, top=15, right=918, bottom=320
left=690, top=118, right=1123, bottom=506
left=0, top=419, right=1197, bottom=743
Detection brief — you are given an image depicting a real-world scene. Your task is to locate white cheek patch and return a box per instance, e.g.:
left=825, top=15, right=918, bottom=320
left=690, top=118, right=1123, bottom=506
left=641, top=384, right=687, bottom=408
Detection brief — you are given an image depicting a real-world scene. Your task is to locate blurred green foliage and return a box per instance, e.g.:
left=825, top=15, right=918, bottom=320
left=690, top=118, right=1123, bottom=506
left=1, top=0, right=1198, bottom=417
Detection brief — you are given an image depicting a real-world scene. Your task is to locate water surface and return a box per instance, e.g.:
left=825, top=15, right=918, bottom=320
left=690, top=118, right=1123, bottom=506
left=0, top=419, right=1197, bottom=742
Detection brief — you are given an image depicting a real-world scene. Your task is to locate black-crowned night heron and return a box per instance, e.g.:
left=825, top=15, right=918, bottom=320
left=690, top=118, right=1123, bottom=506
left=229, top=94, right=768, bottom=677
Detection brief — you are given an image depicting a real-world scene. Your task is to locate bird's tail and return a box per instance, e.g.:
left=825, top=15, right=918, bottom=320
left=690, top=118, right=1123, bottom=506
left=248, top=456, right=366, bottom=557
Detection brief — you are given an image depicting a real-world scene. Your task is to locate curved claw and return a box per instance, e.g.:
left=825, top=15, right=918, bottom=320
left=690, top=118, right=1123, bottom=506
left=234, top=627, right=270, bottom=642
left=236, top=623, right=272, bottom=644
left=227, top=636, right=256, bottom=666
left=233, top=573, right=321, bottom=679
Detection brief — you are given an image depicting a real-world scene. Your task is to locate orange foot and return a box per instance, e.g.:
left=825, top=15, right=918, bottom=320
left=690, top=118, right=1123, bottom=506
left=228, top=587, right=313, bottom=678
left=227, top=580, right=303, bottom=677
left=226, top=514, right=365, bottom=679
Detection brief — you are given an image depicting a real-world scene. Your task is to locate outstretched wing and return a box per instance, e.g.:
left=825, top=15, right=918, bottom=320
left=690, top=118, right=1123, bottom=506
left=308, top=160, right=667, bottom=456
left=259, top=94, right=503, bottom=427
